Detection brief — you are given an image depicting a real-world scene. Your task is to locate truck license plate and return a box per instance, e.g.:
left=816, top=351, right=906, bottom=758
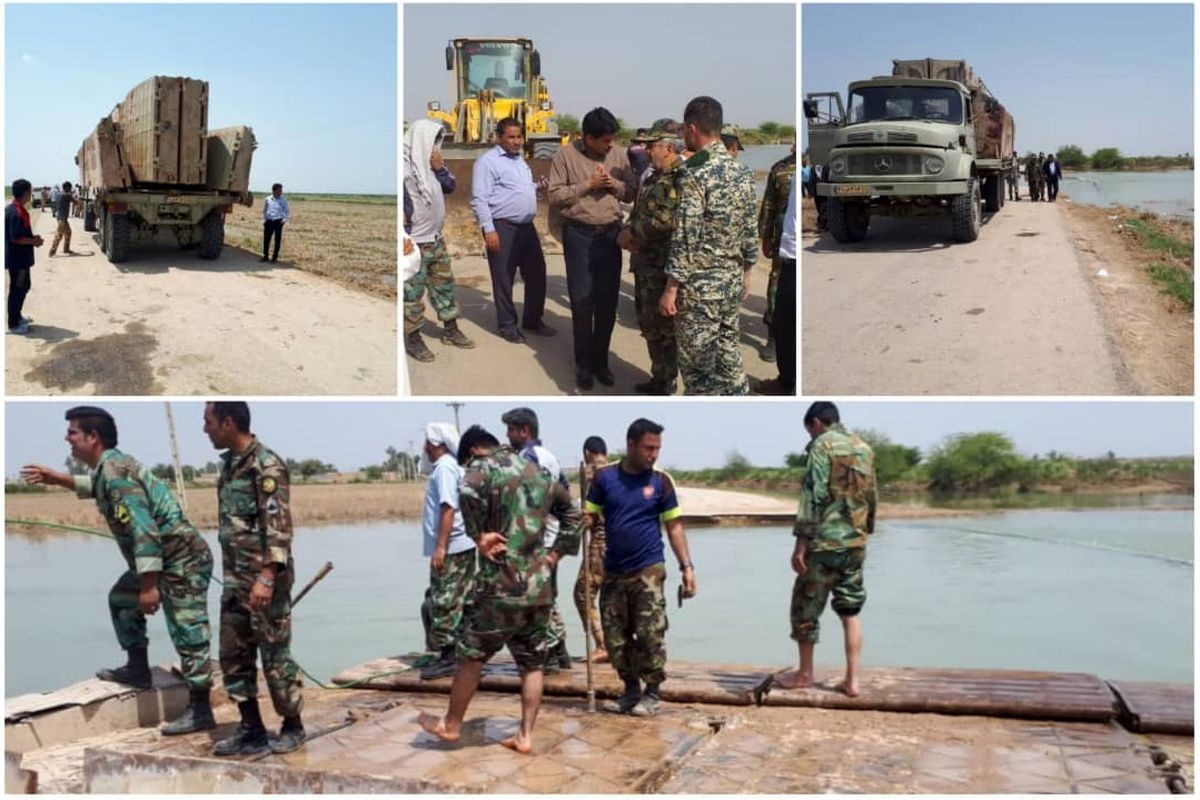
left=834, top=185, right=870, bottom=196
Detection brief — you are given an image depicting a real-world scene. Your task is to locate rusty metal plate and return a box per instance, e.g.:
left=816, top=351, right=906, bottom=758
left=1110, top=680, right=1194, bottom=735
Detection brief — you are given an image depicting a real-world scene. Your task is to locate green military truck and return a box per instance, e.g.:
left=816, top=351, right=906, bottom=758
left=76, top=76, right=256, bottom=263
left=806, top=58, right=1015, bottom=244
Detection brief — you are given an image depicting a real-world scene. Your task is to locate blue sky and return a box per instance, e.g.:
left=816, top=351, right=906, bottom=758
left=4, top=400, right=1192, bottom=477
left=404, top=3, right=795, bottom=130
left=5, top=4, right=397, bottom=194
left=803, top=4, right=1193, bottom=156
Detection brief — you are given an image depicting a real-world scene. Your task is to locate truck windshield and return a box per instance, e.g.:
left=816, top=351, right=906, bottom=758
left=848, top=86, right=963, bottom=125
left=461, top=41, right=527, bottom=100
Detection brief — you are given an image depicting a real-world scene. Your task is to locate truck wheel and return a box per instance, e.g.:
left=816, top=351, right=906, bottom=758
left=531, top=140, right=560, bottom=160
left=951, top=178, right=981, bottom=243
left=827, top=198, right=870, bottom=243
left=105, top=213, right=131, bottom=263
left=982, top=175, right=1003, bottom=212
left=198, top=213, right=224, bottom=260
left=84, top=206, right=97, bottom=233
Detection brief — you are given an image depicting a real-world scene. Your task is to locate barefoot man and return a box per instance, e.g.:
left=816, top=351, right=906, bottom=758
left=776, top=401, right=875, bottom=698
left=418, top=425, right=580, bottom=755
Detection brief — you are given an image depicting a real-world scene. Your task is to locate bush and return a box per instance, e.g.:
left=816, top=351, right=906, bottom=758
left=855, top=428, right=921, bottom=486
left=1056, top=144, right=1087, bottom=169
left=924, top=432, right=1027, bottom=491
left=1091, top=147, right=1125, bottom=170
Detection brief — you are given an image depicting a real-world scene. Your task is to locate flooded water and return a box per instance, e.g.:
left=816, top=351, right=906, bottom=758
left=1061, top=170, right=1194, bottom=219
left=741, top=144, right=793, bottom=199
left=5, top=507, right=1191, bottom=696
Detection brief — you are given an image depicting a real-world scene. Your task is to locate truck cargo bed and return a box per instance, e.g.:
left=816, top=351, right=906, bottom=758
left=112, top=76, right=209, bottom=185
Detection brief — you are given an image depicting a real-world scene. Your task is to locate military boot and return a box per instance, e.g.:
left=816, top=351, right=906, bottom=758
left=406, top=331, right=434, bottom=362
left=269, top=715, right=307, bottom=754
left=419, top=647, right=458, bottom=681
left=96, top=646, right=152, bottom=689
left=161, top=688, right=216, bottom=735
left=633, top=378, right=676, bottom=396
left=629, top=683, right=662, bottom=717
left=213, top=701, right=269, bottom=757
left=442, top=320, right=475, bottom=349
left=603, top=680, right=642, bottom=714
left=555, top=641, right=573, bottom=670
left=760, top=335, right=776, bottom=363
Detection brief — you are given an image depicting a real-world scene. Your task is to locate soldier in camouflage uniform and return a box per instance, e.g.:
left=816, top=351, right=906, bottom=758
left=585, top=419, right=696, bottom=718
left=757, top=144, right=797, bottom=363
left=574, top=436, right=609, bottom=661
left=201, top=402, right=306, bottom=756
left=774, top=401, right=875, bottom=698
left=618, top=128, right=684, bottom=395
left=662, top=97, right=758, bottom=395
left=1006, top=153, right=1021, bottom=202
left=21, top=407, right=216, bottom=736
left=418, top=425, right=581, bottom=755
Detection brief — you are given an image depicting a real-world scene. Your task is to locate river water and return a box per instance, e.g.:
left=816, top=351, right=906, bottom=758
left=6, top=506, right=1191, bottom=696
left=741, top=144, right=793, bottom=199
left=1061, top=170, right=1194, bottom=219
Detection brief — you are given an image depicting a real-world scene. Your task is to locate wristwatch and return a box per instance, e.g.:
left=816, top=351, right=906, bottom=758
left=679, top=562, right=694, bottom=572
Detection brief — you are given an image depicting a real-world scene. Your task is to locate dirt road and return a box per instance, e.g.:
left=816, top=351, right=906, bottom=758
left=6, top=213, right=396, bottom=395
left=802, top=198, right=1136, bottom=395
left=407, top=252, right=778, bottom=395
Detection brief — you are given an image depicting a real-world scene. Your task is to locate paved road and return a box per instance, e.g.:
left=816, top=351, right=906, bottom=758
left=802, top=198, right=1133, bottom=395
left=6, top=212, right=396, bottom=395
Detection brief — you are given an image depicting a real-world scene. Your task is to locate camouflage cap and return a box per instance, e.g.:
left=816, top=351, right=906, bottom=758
left=720, top=124, right=743, bottom=149
left=650, top=119, right=683, bottom=135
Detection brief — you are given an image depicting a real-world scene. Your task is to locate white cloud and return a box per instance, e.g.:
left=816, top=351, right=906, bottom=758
left=20, top=53, right=36, bottom=64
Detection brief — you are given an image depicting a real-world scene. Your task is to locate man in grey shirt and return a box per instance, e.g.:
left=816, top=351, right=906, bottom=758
left=49, top=182, right=74, bottom=256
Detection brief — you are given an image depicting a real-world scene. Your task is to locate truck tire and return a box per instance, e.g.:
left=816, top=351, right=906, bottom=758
left=951, top=178, right=981, bottom=243
left=84, top=206, right=97, bottom=233
left=531, top=140, right=560, bottom=160
left=982, top=174, right=1003, bottom=212
left=105, top=213, right=131, bottom=263
left=198, top=213, right=224, bottom=260
left=827, top=198, right=870, bottom=243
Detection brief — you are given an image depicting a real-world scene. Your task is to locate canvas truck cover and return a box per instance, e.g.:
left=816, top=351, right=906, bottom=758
left=111, top=76, right=209, bottom=185
left=205, top=126, right=256, bottom=195
left=891, top=58, right=1014, bottom=160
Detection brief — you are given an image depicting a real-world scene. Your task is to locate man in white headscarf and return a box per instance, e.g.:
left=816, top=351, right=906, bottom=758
left=417, top=422, right=477, bottom=680
left=404, top=120, right=474, bottom=363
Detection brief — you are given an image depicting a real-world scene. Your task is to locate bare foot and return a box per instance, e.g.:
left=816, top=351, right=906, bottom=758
left=591, top=648, right=609, bottom=664
left=838, top=679, right=861, bottom=698
left=500, top=734, right=533, bottom=755
left=771, top=669, right=813, bottom=690
left=417, top=711, right=460, bottom=743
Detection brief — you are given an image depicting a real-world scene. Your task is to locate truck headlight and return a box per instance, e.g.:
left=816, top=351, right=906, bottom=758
left=428, top=101, right=441, bottom=112
left=540, top=101, right=551, bottom=111
left=831, top=156, right=846, bottom=175
left=924, top=157, right=944, bottom=174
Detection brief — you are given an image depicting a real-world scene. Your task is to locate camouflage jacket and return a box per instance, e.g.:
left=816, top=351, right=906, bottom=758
left=629, top=158, right=684, bottom=273
left=218, top=437, right=294, bottom=576
left=794, top=424, right=877, bottom=552
left=74, top=448, right=206, bottom=575
left=757, top=153, right=796, bottom=251
left=665, top=140, right=759, bottom=299
left=460, top=446, right=581, bottom=608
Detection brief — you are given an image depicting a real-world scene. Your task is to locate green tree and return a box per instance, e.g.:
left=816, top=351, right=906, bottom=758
left=720, top=451, right=752, bottom=479
left=855, top=429, right=921, bottom=486
left=784, top=452, right=807, bottom=469
left=363, top=465, right=384, bottom=481
left=924, top=432, right=1027, bottom=492
left=758, top=121, right=781, bottom=139
left=1091, top=147, right=1125, bottom=170
left=150, top=463, right=175, bottom=481
left=555, top=114, right=580, bottom=136
left=1056, top=144, right=1087, bottom=168
left=778, top=124, right=796, bottom=140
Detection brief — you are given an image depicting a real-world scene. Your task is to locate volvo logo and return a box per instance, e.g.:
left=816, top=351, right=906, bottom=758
left=875, top=156, right=892, bottom=172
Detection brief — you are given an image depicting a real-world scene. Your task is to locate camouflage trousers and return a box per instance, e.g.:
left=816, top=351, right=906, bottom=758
left=763, top=257, right=782, bottom=326
left=545, top=563, right=568, bottom=651
left=220, top=565, right=303, bottom=718
left=573, top=527, right=606, bottom=649
left=633, top=270, right=678, bottom=384
left=600, top=563, right=668, bottom=686
left=49, top=218, right=71, bottom=254
left=404, top=238, right=460, bottom=335
left=457, top=600, right=553, bottom=673
left=424, top=549, right=477, bottom=652
left=676, top=288, right=749, bottom=395
left=790, top=548, right=867, bottom=644
left=109, top=545, right=214, bottom=691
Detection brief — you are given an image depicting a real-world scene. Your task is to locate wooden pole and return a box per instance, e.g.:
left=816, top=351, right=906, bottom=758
left=579, top=460, right=595, bottom=713
left=164, top=402, right=187, bottom=512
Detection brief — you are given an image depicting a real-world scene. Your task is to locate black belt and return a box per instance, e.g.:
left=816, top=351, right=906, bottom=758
left=565, top=220, right=620, bottom=233
left=781, top=258, right=796, bottom=268
left=494, top=218, right=534, bottom=227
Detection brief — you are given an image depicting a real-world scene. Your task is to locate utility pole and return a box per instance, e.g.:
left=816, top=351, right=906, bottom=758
left=164, top=402, right=188, bottom=511
left=446, top=402, right=465, bottom=432
left=407, top=438, right=416, bottom=482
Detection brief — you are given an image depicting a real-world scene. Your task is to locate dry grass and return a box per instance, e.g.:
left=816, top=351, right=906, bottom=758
left=6, top=482, right=425, bottom=537
left=224, top=197, right=398, bottom=298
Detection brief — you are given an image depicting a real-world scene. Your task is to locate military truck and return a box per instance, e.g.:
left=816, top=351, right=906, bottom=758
left=76, top=76, right=255, bottom=263
left=805, top=58, right=1015, bottom=243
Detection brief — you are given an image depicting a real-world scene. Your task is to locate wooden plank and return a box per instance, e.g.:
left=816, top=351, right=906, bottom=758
left=1109, top=680, right=1194, bottom=735
left=331, top=655, right=1122, bottom=724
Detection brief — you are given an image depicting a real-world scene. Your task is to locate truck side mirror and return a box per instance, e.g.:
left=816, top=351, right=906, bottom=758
left=803, top=99, right=819, bottom=120
left=531, top=51, right=541, bottom=76
left=445, top=45, right=454, bottom=71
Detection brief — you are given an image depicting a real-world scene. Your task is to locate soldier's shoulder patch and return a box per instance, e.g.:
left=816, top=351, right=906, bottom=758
left=686, top=150, right=710, bottom=169
left=261, top=476, right=278, bottom=495
left=115, top=503, right=132, bottom=524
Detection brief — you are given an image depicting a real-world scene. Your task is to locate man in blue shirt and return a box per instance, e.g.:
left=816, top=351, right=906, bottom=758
left=585, top=418, right=697, bottom=717
left=418, top=423, right=476, bottom=680
left=470, top=118, right=555, bottom=343
left=6, top=179, right=43, bottom=334
left=261, top=183, right=290, bottom=263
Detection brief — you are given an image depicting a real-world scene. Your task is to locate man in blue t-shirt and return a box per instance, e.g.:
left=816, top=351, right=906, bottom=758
left=584, top=418, right=697, bottom=717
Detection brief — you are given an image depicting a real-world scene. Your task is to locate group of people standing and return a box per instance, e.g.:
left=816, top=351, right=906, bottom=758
left=403, top=95, right=797, bottom=395
left=1010, top=152, right=1063, bottom=202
